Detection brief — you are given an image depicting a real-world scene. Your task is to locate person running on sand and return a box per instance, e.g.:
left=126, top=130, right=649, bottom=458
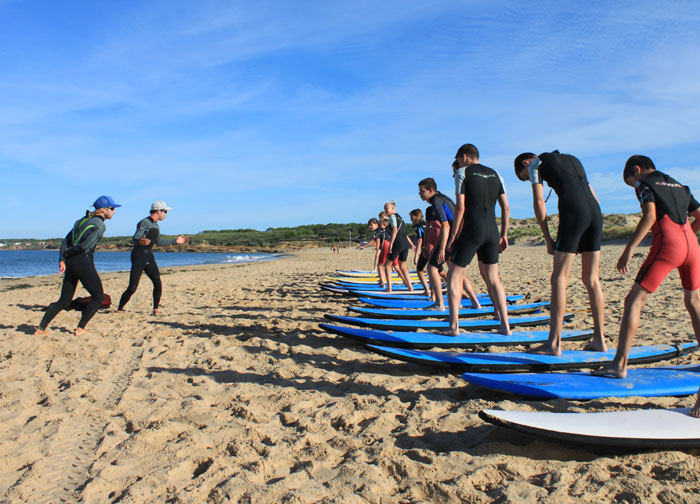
left=382, top=201, right=415, bottom=293
left=444, top=144, right=510, bottom=336
left=117, top=200, right=187, bottom=316
left=514, top=150, right=607, bottom=355
left=593, top=156, right=700, bottom=419
left=34, top=196, right=120, bottom=337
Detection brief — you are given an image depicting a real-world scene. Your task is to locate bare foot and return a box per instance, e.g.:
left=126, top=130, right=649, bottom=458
left=583, top=341, right=608, bottom=352
left=152, top=308, right=159, bottom=316
left=74, top=327, right=89, bottom=337
left=33, top=328, right=49, bottom=336
left=591, top=363, right=626, bottom=378
left=528, top=343, right=562, bottom=356
left=426, top=304, right=445, bottom=311
left=438, top=327, right=460, bottom=337
left=691, top=406, right=700, bottom=418
left=498, top=324, right=512, bottom=336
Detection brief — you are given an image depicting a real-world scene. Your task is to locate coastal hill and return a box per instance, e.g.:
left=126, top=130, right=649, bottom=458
left=0, top=212, right=644, bottom=253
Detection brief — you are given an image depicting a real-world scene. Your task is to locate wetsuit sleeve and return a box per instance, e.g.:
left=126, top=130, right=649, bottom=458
left=454, top=168, right=466, bottom=197
left=497, top=173, right=506, bottom=195
left=132, top=219, right=151, bottom=245
left=64, top=223, right=104, bottom=257
left=390, top=214, right=398, bottom=229
left=155, top=235, right=176, bottom=246
left=688, top=193, right=700, bottom=214
left=528, top=157, right=542, bottom=185
left=59, top=230, right=72, bottom=263
left=635, top=181, right=654, bottom=207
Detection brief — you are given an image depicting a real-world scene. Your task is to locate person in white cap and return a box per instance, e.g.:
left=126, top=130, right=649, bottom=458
left=117, top=200, right=187, bottom=315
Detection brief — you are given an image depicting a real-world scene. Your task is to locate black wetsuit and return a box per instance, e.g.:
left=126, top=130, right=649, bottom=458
left=530, top=151, right=603, bottom=253
left=451, top=163, right=505, bottom=267
left=428, top=192, right=455, bottom=267
left=118, top=216, right=176, bottom=311
left=386, top=213, right=410, bottom=263
left=39, top=214, right=106, bottom=330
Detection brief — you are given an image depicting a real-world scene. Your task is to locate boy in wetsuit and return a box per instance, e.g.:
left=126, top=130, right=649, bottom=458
left=409, top=209, right=431, bottom=298
left=514, top=150, right=607, bottom=355
left=382, top=201, right=415, bottom=292
left=358, top=218, right=382, bottom=273
left=34, top=196, right=120, bottom=337
left=593, top=156, right=700, bottom=418
left=117, top=200, right=187, bottom=315
left=445, top=144, right=510, bottom=335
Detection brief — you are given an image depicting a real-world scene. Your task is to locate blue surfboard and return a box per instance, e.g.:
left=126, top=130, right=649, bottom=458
left=348, top=301, right=549, bottom=319
left=462, top=364, right=700, bottom=399
left=323, top=313, right=571, bottom=331
left=319, top=323, right=593, bottom=348
left=356, top=295, right=528, bottom=308
left=343, top=290, right=526, bottom=302
left=333, top=281, right=425, bottom=291
left=366, top=343, right=698, bottom=371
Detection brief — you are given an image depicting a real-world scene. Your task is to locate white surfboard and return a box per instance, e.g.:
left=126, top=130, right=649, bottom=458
left=479, top=407, right=700, bottom=449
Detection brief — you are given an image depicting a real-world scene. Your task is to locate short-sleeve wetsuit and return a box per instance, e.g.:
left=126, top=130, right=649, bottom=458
left=529, top=151, right=603, bottom=253
left=426, top=192, right=455, bottom=268
left=385, top=213, right=411, bottom=263
left=633, top=170, right=700, bottom=293
left=451, top=163, right=505, bottom=267
left=39, top=214, right=107, bottom=330
left=118, top=216, right=177, bottom=311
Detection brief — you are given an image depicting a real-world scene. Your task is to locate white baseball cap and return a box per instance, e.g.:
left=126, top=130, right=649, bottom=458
left=151, top=200, right=173, bottom=211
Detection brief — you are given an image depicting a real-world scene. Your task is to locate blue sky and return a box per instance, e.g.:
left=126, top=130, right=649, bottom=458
left=2, top=0, right=700, bottom=238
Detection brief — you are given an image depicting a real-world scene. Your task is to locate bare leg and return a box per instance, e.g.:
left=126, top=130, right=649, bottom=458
left=442, top=263, right=466, bottom=336
left=378, top=261, right=387, bottom=288
left=684, top=289, right=700, bottom=417
left=384, top=261, right=393, bottom=292
left=427, top=265, right=444, bottom=310
left=397, top=260, right=414, bottom=292
left=581, top=251, right=607, bottom=351
left=593, top=283, right=651, bottom=377
left=691, top=388, right=700, bottom=418
left=417, top=270, right=431, bottom=300
left=530, top=251, right=575, bottom=356
left=462, top=271, right=481, bottom=309
left=478, top=261, right=510, bottom=335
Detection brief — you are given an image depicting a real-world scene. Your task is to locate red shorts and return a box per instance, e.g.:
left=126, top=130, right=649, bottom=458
left=378, top=241, right=398, bottom=267
left=635, top=215, right=700, bottom=293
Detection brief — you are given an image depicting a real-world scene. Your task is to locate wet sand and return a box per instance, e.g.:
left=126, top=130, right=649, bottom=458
left=1, top=244, right=699, bottom=503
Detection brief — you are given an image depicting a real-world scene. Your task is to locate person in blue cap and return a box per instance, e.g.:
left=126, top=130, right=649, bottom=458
left=117, top=200, right=188, bottom=315
left=34, top=196, right=120, bottom=337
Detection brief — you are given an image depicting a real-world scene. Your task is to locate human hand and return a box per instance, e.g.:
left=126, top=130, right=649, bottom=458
left=59, top=261, right=66, bottom=273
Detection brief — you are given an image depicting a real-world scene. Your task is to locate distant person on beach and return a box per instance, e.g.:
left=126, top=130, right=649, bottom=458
left=382, top=201, right=415, bottom=293
left=117, top=201, right=187, bottom=316
left=409, top=208, right=431, bottom=297
left=592, top=156, right=700, bottom=416
left=445, top=144, right=510, bottom=335
left=34, top=196, right=120, bottom=337
left=514, top=150, right=607, bottom=355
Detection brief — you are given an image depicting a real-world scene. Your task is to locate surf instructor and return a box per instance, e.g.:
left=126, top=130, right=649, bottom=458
left=117, top=200, right=188, bottom=315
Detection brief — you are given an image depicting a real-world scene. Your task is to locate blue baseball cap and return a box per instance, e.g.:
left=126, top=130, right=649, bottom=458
left=93, top=195, right=121, bottom=209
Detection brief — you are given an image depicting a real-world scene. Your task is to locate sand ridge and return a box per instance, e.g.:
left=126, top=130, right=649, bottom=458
left=1, top=245, right=699, bottom=503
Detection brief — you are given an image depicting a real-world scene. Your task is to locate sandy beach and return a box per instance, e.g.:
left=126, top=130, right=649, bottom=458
left=1, top=244, right=700, bottom=503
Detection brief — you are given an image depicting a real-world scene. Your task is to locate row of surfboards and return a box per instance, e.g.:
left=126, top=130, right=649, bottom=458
left=319, top=269, right=700, bottom=448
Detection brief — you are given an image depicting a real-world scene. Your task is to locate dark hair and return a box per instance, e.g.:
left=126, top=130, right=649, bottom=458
left=513, top=152, right=536, bottom=176
left=409, top=208, right=424, bottom=220
left=455, top=143, right=479, bottom=161
left=624, top=155, right=656, bottom=180
left=367, top=218, right=378, bottom=226
left=418, top=177, right=437, bottom=191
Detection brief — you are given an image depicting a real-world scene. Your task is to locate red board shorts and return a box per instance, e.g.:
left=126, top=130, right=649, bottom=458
left=378, top=241, right=398, bottom=267
left=635, top=215, right=700, bottom=293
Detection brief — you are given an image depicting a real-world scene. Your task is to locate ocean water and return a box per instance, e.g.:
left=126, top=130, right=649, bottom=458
left=0, top=249, right=286, bottom=278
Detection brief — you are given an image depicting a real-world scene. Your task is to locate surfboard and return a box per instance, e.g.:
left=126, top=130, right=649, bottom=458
left=357, top=296, right=527, bottom=308
left=479, top=408, right=700, bottom=449
left=333, top=281, right=425, bottom=291
left=319, top=323, right=593, bottom=348
left=462, top=364, right=700, bottom=399
left=365, top=343, right=697, bottom=371
left=340, top=289, right=525, bottom=302
left=323, top=313, right=571, bottom=331
left=348, top=301, right=549, bottom=319
left=336, top=269, right=418, bottom=277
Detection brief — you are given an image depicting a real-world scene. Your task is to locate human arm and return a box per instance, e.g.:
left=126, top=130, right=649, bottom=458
left=589, top=184, right=601, bottom=205
left=617, top=202, right=656, bottom=274
left=63, top=223, right=103, bottom=258
left=437, top=220, right=450, bottom=264
left=531, top=183, right=554, bottom=254
left=498, top=192, right=510, bottom=253
left=691, top=208, right=700, bottom=234
left=414, top=237, right=422, bottom=265
left=448, top=193, right=465, bottom=250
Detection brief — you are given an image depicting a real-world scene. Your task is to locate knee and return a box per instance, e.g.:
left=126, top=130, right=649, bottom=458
left=581, top=274, right=599, bottom=290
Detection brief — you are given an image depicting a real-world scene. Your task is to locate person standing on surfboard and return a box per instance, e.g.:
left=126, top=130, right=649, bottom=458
left=514, top=150, right=607, bottom=355
left=444, top=144, right=510, bottom=336
left=117, top=200, right=188, bottom=315
left=34, top=195, right=119, bottom=337
left=409, top=209, right=432, bottom=299
left=593, top=155, right=700, bottom=418
left=382, top=201, right=415, bottom=293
